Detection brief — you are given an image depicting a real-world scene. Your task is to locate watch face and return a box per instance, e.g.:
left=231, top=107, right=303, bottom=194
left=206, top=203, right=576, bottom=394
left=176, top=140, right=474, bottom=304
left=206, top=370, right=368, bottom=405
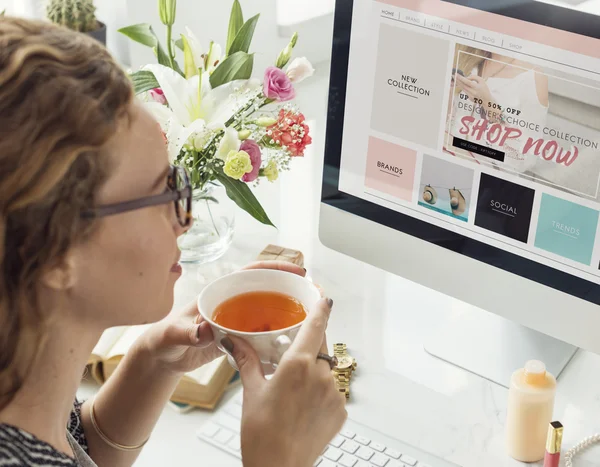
left=336, top=356, right=354, bottom=370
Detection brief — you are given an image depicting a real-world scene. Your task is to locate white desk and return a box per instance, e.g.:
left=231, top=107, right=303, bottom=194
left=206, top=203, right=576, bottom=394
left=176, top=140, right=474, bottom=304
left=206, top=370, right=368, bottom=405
left=78, top=66, right=600, bottom=467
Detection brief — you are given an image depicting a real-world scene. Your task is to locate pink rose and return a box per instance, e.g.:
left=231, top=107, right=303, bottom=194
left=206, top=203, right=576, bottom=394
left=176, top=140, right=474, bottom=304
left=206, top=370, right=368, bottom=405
left=263, top=66, right=296, bottom=102
left=240, top=139, right=262, bottom=182
left=149, top=88, right=167, bottom=105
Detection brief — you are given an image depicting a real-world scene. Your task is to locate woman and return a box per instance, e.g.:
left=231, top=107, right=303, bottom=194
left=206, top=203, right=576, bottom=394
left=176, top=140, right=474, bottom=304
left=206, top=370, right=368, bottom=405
left=445, top=45, right=549, bottom=175
left=0, top=17, right=347, bottom=467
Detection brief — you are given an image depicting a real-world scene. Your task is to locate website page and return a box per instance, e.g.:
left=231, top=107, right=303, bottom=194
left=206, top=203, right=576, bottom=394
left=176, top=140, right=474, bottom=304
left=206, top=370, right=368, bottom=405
left=337, top=0, right=600, bottom=283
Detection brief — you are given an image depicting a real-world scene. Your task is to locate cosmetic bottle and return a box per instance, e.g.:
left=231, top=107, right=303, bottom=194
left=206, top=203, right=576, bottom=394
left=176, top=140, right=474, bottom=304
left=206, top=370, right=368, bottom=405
left=543, top=421, right=563, bottom=467
left=505, top=360, right=557, bottom=462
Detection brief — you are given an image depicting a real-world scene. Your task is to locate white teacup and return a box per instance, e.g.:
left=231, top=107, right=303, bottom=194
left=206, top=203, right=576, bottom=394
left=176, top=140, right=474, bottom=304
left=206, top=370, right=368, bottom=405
left=197, top=269, right=321, bottom=374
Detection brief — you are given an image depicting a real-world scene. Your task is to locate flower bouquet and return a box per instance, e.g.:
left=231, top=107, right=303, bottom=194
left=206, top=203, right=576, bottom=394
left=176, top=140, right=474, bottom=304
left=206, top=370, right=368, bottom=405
left=119, top=0, right=314, bottom=262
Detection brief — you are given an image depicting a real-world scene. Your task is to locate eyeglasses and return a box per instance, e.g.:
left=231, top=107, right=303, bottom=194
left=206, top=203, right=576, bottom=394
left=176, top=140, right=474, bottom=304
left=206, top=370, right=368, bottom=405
left=81, top=164, right=193, bottom=227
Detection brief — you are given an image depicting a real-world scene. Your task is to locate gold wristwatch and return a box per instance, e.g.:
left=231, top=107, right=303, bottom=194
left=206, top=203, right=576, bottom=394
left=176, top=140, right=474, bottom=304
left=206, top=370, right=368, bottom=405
left=332, top=343, right=357, bottom=400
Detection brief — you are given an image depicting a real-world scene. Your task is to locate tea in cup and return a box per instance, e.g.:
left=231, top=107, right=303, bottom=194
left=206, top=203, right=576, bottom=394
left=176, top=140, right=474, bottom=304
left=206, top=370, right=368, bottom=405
left=197, top=269, right=321, bottom=374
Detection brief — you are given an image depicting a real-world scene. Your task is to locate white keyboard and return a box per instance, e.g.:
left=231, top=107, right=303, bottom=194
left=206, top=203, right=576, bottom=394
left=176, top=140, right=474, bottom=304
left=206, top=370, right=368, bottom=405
left=197, top=390, right=459, bottom=467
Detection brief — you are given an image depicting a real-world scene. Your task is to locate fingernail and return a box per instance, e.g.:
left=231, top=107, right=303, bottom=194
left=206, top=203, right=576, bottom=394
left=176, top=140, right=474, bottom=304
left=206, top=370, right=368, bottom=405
left=221, top=336, right=234, bottom=354
left=326, top=298, right=334, bottom=309
left=303, top=267, right=307, bottom=272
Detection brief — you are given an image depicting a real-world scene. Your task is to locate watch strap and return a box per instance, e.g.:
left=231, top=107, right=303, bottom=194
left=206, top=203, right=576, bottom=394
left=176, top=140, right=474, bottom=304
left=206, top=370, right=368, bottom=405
left=333, top=343, right=347, bottom=357
left=333, top=343, right=352, bottom=399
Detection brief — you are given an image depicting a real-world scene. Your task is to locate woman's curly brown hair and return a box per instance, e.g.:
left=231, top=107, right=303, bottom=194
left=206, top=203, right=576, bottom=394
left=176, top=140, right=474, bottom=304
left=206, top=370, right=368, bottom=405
left=0, top=16, right=133, bottom=410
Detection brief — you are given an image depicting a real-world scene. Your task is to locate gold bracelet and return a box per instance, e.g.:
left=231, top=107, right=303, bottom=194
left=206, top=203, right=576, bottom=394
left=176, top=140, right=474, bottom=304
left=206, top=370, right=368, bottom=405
left=89, top=397, right=149, bottom=451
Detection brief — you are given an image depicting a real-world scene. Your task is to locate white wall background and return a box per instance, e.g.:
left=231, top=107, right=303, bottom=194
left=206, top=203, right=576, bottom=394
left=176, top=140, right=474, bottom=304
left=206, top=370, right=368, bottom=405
left=0, top=0, right=336, bottom=70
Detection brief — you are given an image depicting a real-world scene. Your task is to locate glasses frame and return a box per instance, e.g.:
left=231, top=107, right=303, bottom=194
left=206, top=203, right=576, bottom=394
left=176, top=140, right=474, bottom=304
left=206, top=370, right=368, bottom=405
left=81, top=164, right=193, bottom=227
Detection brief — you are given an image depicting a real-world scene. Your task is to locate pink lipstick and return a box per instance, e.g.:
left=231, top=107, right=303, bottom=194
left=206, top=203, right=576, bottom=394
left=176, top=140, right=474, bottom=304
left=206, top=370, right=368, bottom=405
left=543, top=421, right=563, bottom=467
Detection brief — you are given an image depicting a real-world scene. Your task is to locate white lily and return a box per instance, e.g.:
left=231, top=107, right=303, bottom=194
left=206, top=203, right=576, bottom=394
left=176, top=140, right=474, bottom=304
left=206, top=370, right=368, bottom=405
left=180, top=27, right=223, bottom=76
left=180, top=27, right=204, bottom=78
left=143, top=63, right=261, bottom=161
left=215, top=128, right=241, bottom=160
left=205, top=41, right=223, bottom=73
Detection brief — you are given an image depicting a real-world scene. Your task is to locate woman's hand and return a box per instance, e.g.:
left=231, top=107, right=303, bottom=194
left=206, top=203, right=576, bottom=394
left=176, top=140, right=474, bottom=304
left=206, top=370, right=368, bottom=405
left=135, top=298, right=223, bottom=375
left=225, top=297, right=347, bottom=467
left=136, top=261, right=308, bottom=376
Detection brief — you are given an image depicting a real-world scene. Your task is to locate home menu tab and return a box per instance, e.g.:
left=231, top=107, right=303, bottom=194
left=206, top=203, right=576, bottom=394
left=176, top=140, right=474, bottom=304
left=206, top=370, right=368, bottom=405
left=336, top=0, right=600, bottom=284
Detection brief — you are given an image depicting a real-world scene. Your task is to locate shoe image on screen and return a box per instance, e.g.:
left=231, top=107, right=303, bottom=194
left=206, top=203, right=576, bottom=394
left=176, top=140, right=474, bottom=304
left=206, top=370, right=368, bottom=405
left=475, top=173, right=535, bottom=243
left=418, top=154, right=474, bottom=222
left=443, top=44, right=600, bottom=202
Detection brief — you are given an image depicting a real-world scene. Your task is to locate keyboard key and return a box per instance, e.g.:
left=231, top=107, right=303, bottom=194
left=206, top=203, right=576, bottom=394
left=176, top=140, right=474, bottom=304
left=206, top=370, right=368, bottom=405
left=386, top=461, right=403, bottom=467
left=199, top=422, right=219, bottom=438
left=356, top=446, right=374, bottom=461
left=330, top=435, right=345, bottom=448
left=371, top=442, right=386, bottom=452
left=341, top=440, right=360, bottom=454
left=214, top=428, right=233, bottom=444
left=318, top=460, right=336, bottom=467
left=324, top=447, right=343, bottom=462
left=224, top=403, right=243, bottom=419
left=400, top=454, right=417, bottom=466
left=385, top=448, right=401, bottom=459
left=355, top=435, right=371, bottom=445
left=338, top=454, right=358, bottom=467
left=341, top=429, right=356, bottom=439
left=370, top=453, right=389, bottom=466
left=419, top=464, right=433, bottom=467
left=227, top=435, right=240, bottom=451
left=216, top=414, right=241, bottom=434
left=355, top=461, right=371, bottom=467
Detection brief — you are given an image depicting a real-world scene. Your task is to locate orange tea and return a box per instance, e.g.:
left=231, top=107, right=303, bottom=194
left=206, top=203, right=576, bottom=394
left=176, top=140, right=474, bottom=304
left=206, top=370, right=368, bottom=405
left=213, top=291, right=307, bottom=333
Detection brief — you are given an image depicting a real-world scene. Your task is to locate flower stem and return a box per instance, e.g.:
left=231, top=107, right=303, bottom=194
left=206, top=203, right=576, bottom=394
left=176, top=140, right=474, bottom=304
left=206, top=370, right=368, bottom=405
left=206, top=199, right=221, bottom=238
left=166, top=25, right=175, bottom=68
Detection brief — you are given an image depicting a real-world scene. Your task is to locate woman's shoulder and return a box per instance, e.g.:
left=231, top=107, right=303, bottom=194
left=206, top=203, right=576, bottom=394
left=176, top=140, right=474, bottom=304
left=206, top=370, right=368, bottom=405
left=0, top=399, right=87, bottom=466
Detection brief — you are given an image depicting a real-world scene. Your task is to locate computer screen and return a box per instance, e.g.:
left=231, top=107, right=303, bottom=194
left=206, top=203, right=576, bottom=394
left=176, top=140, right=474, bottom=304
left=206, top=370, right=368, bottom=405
left=322, top=0, right=600, bottom=305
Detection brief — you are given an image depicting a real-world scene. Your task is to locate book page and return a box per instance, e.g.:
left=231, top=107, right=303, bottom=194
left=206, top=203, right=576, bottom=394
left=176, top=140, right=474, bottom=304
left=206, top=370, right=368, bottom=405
left=91, top=326, right=128, bottom=360
left=106, top=325, right=151, bottom=360
left=185, top=356, right=227, bottom=386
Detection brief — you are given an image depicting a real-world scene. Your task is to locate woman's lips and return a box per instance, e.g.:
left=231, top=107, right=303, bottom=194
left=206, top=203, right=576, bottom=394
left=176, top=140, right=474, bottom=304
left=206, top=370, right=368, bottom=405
left=170, top=263, right=182, bottom=274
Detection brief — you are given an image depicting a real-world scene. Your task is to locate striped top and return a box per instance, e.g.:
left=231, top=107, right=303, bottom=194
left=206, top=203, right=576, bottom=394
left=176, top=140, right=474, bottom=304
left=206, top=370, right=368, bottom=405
left=0, top=400, right=88, bottom=466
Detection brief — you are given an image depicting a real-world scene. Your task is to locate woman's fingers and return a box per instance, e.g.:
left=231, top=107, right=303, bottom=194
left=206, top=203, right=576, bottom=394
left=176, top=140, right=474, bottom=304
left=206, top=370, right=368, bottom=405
left=226, top=335, right=266, bottom=392
left=242, top=260, right=306, bottom=277
left=291, top=298, right=333, bottom=356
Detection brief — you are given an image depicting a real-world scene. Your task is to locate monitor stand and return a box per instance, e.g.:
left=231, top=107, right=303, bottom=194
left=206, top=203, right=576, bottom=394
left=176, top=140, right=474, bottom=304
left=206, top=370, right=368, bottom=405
left=423, top=305, right=578, bottom=388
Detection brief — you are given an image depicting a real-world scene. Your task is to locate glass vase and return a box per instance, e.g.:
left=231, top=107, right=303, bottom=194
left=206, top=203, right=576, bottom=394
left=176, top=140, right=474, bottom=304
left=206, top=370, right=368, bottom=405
left=177, top=184, right=235, bottom=264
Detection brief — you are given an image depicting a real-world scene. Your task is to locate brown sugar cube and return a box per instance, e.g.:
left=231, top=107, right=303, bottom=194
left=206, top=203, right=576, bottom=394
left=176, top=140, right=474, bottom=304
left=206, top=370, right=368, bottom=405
left=256, top=244, right=304, bottom=268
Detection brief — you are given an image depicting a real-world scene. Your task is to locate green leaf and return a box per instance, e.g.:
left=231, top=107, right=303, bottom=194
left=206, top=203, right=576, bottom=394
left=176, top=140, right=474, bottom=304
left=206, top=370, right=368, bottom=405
left=120, top=23, right=183, bottom=74
left=213, top=167, right=275, bottom=227
left=0, top=9, right=5, bottom=16
left=228, top=14, right=259, bottom=55
left=130, top=70, right=159, bottom=95
left=226, top=0, right=244, bottom=56
left=155, top=44, right=172, bottom=67
left=197, top=196, right=219, bottom=204
left=118, top=23, right=157, bottom=47
left=175, top=38, right=184, bottom=51
left=209, top=51, right=253, bottom=88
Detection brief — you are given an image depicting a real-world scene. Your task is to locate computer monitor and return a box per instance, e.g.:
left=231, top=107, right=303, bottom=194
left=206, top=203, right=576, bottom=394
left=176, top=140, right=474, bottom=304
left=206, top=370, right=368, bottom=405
left=319, top=0, right=600, bottom=386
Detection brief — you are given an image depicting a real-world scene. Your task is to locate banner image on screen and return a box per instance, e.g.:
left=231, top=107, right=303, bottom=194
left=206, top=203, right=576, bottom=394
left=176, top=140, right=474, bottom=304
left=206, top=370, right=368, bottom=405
left=444, top=45, right=600, bottom=202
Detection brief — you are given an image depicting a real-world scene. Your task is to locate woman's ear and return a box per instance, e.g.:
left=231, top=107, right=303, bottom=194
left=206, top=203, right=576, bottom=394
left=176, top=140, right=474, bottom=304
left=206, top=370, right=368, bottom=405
left=40, top=252, right=77, bottom=291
